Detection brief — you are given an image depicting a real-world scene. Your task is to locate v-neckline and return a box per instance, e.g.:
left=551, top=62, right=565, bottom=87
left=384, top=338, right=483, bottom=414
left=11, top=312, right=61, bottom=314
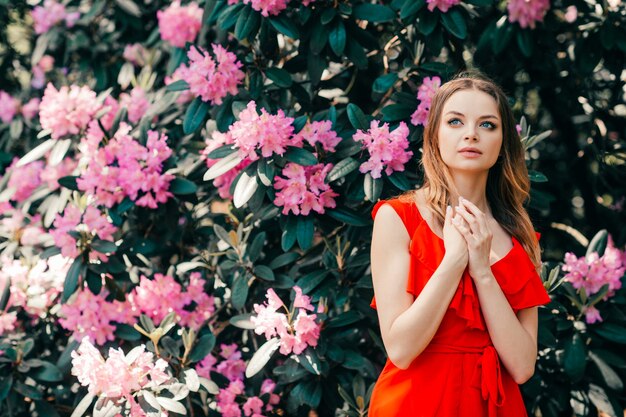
left=410, top=199, right=517, bottom=268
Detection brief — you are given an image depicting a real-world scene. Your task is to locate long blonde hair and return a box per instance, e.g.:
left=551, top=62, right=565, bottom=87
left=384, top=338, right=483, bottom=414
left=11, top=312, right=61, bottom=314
left=402, top=71, right=542, bottom=271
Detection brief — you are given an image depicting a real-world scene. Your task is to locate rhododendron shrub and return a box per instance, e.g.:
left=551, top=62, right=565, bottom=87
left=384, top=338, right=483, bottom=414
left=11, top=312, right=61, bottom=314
left=0, top=0, right=625, bottom=415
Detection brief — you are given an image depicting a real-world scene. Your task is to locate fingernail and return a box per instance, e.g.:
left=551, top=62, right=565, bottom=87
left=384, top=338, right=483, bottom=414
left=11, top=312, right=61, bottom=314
left=446, top=205, right=451, bottom=212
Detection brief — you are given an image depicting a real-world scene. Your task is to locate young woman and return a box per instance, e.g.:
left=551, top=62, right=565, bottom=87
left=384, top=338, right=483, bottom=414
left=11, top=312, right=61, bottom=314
left=368, top=71, right=551, bottom=417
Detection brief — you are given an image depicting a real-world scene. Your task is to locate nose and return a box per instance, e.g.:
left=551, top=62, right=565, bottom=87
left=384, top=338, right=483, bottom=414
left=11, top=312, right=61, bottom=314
left=464, top=125, right=478, bottom=141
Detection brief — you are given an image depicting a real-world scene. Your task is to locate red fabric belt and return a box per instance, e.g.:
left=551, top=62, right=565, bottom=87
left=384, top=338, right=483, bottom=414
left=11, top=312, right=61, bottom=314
left=422, top=343, right=506, bottom=417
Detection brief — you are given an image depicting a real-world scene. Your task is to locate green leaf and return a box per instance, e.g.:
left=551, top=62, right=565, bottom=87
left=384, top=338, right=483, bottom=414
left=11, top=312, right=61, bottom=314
left=284, top=146, right=318, bottom=166
left=326, top=207, right=369, bottom=226
left=381, top=103, right=414, bottom=121
left=364, top=173, right=383, bottom=202
left=189, top=333, right=216, bottom=363
left=353, top=4, right=396, bottom=22
left=14, top=381, right=43, bottom=400
left=115, top=323, right=142, bottom=341
left=307, top=53, right=326, bottom=86
left=329, top=21, right=347, bottom=56
left=30, top=362, right=63, bottom=383
left=400, top=0, right=425, bottom=19
left=281, top=216, right=298, bottom=251
left=183, top=97, right=210, bottom=134
left=589, top=351, right=623, bottom=391
left=247, top=232, right=266, bottom=262
left=268, top=252, right=300, bottom=269
left=62, top=258, right=84, bottom=302
left=373, top=73, right=398, bottom=93
left=594, top=324, right=626, bottom=344
left=206, top=144, right=237, bottom=159
left=57, top=175, right=79, bottom=191
left=253, top=265, right=275, bottom=281
left=90, top=239, right=117, bottom=254
left=296, top=347, right=322, bottom=375
left=269, top=15, right=300, bottom=39
left=347, top=103, right=369, bottom=130
left=296, top=216, right=314, bottom=250
left=321, top=8, right=336, bottom=24
left=231, top=274, right=249, bottom=309
left=114, top=0, right=141, bottom=16
left=0, top=376, right=12, bottom=401
left=310, top=19, right=329, bottom=54
left=169, top=177, right=198, bottom=195
left=165, top=79, right=190, bottom=92
left=528, top=170, right=548, bottom=182
left=297, top=270, right=328, bottom=294
left=230, top=313, right=256, bottom=329
left=516, top=29, right=533, bottom=57
left=387, top=171, right=412, bottom=190
left=217, top=4, right=244, bottom=30
left=466, top=0, right=492, bottom=5
left=587, top=230, right=608, bottom=258
left=327, top=310, right=362, bottom=328
left=440, top=8, right=466, bottom=39
left=345, top=39, right=368, bottom=69
left=327, top=157, right=359, bottom=182
left=235, top=6, right=261, bottom=41
left=417, top=11, right=438, bottom=36
left=492, top=21, right=514, bottom=54
left=265, top=67, right=293, bottom=87
left=246, top=338, right=280, bottom=378
left=0, top=276, right=10, bottom=311
left=563, top=333, right=586, bottom=381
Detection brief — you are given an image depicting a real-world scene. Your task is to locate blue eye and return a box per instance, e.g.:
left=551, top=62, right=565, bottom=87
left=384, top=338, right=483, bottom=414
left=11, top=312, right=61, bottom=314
left=480, top=121, right=496, bottom=129
left=448, top=118, right=462, bottom=125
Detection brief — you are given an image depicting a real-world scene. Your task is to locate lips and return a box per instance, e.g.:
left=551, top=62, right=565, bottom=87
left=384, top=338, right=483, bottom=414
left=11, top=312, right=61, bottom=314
left=458, top=147, right=482, bottom=154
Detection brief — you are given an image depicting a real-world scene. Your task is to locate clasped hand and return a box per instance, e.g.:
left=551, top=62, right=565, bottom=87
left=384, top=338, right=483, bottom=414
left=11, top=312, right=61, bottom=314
left=447, top=196, right=493, bottom=281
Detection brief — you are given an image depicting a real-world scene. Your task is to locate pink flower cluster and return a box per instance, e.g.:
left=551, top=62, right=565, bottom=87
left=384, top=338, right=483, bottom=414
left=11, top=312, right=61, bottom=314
left=165, top=66, right=194, bottom=104
left=410, top=76, right=441, bottom=127
left=0, top=311, right=17, bottom=336
left=562, top=236, right=626, bottom=324
left=273, top=163, right=338, bottom=216
left=50, top=203, right=117, bottom=262
left=202, top=130, right=252, bottom=199
left=178, top=45, right=245, bottom=105
left=71, top=338, right=171, bottom=407
left=195, top=344, right=280, bottom=417
left=32, top=55, right=55, bottom=89
left=1, top=254, right=70, bottom=318
left=6, top=159, right=44, bottom=202
left=507, top=0, right=550, bottom=29
left=251, top=286, right=322, bottom=355
left=223, top=101, right=296, bottom=161
left=0, top=210, right=47, bottom=247
left=157, top=0, right=203, bottom=48
left=128, top=272, right=215, bottom=330
left=39, top=83, right=102, bottom=139
left=292, top=120, right=342, bottom=152
left=119, top=87, right=150, bottom=123
left=76, top=123, right=174, bottom=209
left=353, top=120, right=412, bottom=179
left=426, top=0, right=461, bottom=12
left=31, top=0, right=80, bottom=35
left=60, top=289, right=132, bottom=345
left=0, top=91, right=19, bottom=124
left=228, top=0, right=316, bottom=17
left=40, top=157, right=78, bottom=190
left=123, top=43, right=149, bottom=66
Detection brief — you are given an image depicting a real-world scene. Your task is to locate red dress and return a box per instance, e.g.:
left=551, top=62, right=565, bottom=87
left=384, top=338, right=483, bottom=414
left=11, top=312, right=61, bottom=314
left=368, top=197, right=551, bottom=417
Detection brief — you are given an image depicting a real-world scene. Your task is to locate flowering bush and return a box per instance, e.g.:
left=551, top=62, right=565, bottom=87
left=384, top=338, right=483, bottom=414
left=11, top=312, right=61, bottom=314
left=0, top=0, right=624, bottom=416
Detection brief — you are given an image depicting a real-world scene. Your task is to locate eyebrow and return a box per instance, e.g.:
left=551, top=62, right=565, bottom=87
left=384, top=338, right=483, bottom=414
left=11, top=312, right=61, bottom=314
left=444, top=111, right=499, bottom=119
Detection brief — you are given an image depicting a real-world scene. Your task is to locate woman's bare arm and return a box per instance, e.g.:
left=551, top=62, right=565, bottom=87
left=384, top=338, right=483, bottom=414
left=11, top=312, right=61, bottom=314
left=371, top=204, right=467, bottom=369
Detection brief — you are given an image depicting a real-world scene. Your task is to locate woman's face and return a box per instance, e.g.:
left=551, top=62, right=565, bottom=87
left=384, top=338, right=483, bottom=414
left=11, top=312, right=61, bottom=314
left=436, top=89, right=503, bottom=173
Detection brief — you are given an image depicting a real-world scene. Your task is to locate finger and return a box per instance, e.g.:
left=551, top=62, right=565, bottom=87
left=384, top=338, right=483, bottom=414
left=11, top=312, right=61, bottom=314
left=455, top=204, right=479, bottom=236
left=459, top=199, right=488, bottom=236
left=451, top=214, right=470, bottom=240
left=445, top=205, right=452, bottom=225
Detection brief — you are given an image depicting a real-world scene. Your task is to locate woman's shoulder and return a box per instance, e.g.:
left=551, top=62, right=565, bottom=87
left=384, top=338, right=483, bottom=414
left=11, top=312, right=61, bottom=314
left=371, top=191, right=423, bottom=236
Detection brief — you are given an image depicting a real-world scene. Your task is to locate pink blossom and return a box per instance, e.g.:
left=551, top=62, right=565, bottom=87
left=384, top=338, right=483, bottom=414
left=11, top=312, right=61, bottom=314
left=292, top=120, right=342, bottom=152
left=353, top=120, right=412, bottom=179
left=410, top=76, right=441, bottom=126
left=195, top=353, right=218, bottom=379
left=202, top=131, right=253, bottom=199
left=273, top=163, right=338, bottom=216
left=0, top=311, right=17, bottom=336
left=251, top=286, right=322, bottom=355
left=119, top=87, right=150, bottom=123
left=50, top=203, right=117, bottom=262
left=426, top=0, right=461, bottom=12
left=40, top=157, right=77, bottom=190
left=1, top=254, right=70, bottom=318
left=60, top=289, right=132, bottom=345
left=32, top=55, right=55, bottom=89
left=98, top=96, right=120, bottom=132
left=215, top=344, right=246, bottom=382
left=584, top=305, right=602, bottom=324
left=243, top=397, right=264, bottom=416
left=507, top=0, right=550, bottom=29
left=21, top=98, right=41, bottom=120
left=562, top=237, right=625, bottom=299
left=6, top=159, right=44, bottom=202
left=178, top=44, right=245, bottom=105
left=76, top=123, right=174, bottom=209
left=242, top=0, right=290, bottom=17
left=157, top=1, right=203, bottom=48
left=123, top=43, right=149, bottom=66
left=0, top=91, right=19, bottom=124
left=71, top=339, right=171, bottom=399
left=228, top=101, right=296, bottom=160
left=127, top=272, right=215, bottom=330
left=165, top=66, right=194, bottom=104
left=39, top=83, right=102, bottom=139
left=293, top=286, right=314, bottom=311
left=31, top=0, right=80, bottom=35
left=564, top=5, right=577, bottom=23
